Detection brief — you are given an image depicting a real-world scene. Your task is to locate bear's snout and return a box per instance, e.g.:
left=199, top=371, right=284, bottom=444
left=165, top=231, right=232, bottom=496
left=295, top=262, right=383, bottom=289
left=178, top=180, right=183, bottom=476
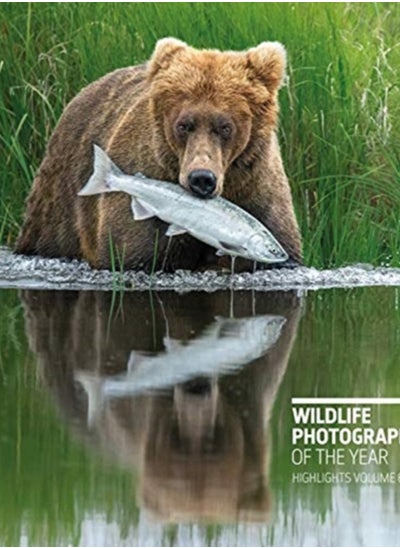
left=188, top=169, right=217, bottom=199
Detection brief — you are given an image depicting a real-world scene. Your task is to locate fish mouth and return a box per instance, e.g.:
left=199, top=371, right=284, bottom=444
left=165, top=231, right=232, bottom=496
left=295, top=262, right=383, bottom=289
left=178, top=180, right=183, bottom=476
left=269, top=253, right=288, bottom=263
left=263, top=242, right=289, bottom=263
left=256, top=250, right=288, bottom=264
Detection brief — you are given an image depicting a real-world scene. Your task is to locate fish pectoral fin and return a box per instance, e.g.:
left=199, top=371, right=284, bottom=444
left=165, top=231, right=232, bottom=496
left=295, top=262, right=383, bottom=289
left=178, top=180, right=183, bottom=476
left=131, top=197, right=155, bottom=220
left=163, top=336, right=183, bottom=352
left=214, top=315, right=226, bottom=322
left=166, top=224, right=187, bottom=237
left=218, top=240, right=246, bottom=254
left=127, top=350, right=146, bottom=373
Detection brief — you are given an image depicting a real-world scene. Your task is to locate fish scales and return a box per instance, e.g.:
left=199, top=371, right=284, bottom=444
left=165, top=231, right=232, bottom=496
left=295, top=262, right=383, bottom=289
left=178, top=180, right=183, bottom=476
left=79, top=145, right=288, bottom=263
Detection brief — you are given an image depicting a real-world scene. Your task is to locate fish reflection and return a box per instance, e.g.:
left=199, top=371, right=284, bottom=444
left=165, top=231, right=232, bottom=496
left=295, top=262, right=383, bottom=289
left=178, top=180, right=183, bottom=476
left=76, top=314, right=286, bottom=405
left=21, top=290, right=300, bottom=523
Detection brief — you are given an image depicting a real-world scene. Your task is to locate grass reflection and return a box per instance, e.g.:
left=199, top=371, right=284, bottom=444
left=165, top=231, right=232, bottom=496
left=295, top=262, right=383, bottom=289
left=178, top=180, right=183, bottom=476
left=0, top=287, right=400, bottom=545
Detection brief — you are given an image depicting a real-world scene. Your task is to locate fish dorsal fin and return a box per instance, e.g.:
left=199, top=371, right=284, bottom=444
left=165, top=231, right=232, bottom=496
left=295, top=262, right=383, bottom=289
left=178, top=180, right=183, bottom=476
left=74, top=370, right=104, bottom=428
left=131, top=197, right=155, bottom=220
left=134, top=172, right=147, bottom=180
left=166, top=224, right=187, bottom=237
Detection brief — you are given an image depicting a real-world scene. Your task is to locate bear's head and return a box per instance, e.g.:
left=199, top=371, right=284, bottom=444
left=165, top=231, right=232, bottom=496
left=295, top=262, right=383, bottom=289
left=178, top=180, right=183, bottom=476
left=148, top=38, right=286, bottom=199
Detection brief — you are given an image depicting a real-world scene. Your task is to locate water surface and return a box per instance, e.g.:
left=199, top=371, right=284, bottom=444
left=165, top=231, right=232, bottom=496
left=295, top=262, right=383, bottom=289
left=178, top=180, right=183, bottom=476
left=1, top=287, right=400, bottom=546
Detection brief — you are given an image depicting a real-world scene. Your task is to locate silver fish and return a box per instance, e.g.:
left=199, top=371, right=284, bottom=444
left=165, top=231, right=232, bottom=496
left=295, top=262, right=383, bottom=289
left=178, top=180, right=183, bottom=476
left=78, top=144, right=288, bottom=263
left=75, top=314, right=286, bottom=424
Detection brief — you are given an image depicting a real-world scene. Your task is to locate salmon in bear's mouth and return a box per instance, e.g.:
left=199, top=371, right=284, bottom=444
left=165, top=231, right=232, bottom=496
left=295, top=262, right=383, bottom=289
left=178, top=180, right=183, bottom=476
left=78, top=144, right=289, bottom=264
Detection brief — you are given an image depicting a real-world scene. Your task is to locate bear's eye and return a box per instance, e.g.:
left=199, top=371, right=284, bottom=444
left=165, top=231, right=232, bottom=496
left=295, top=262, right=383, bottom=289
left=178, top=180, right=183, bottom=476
left=177, top=123, right=188, bottom=134
left=220, top=125, right=232, bottom=138
left=175, top=120, right=194, bottom=139
left=215, top=122, right=233, bottom=141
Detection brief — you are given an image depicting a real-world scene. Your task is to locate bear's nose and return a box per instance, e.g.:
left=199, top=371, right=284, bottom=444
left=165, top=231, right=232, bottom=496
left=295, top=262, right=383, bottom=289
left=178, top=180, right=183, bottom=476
left=188, top=169, right=217, bottom=198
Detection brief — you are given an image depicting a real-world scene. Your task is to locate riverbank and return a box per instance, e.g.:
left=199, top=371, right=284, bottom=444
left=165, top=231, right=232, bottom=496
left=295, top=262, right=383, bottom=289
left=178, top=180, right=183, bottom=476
left=2, top=247, right=400, bottom=292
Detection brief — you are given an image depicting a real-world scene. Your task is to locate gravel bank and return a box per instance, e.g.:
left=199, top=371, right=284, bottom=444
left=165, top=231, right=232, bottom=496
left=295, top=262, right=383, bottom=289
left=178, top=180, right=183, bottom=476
left=1, top=247, right=400, bottom=292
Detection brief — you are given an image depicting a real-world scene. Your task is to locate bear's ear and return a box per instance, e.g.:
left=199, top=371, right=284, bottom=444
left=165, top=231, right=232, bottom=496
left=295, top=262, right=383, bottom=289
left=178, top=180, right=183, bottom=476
left=148, top=37, right=187, bottom=78
left=246, top=41, right=287, bottom=91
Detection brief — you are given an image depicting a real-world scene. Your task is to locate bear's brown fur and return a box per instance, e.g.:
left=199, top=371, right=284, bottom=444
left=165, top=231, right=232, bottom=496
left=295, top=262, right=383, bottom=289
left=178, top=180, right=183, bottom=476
left=15, top=38, right=302, bottom=271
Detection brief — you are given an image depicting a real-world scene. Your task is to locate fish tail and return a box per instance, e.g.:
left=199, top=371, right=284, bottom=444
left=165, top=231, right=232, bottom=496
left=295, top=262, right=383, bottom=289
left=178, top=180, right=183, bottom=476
left=78, top=144, right=119, bottom=196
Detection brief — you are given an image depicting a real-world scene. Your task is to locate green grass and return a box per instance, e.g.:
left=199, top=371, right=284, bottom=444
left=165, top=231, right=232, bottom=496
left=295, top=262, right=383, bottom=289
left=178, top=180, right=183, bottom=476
left=1, top=2, right=399, bottom=267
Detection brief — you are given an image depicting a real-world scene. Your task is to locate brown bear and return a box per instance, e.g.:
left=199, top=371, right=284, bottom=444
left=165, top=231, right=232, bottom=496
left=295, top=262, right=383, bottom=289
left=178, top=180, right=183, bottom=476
left=15, top=38, right=302, bottom=272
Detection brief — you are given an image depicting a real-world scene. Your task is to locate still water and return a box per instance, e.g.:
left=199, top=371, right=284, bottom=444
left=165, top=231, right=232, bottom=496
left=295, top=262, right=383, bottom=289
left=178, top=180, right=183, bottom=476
left=1, top=287, right=400, bottom=547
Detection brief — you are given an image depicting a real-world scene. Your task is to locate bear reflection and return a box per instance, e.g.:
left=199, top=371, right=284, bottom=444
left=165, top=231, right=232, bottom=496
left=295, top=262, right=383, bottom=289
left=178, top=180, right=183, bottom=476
left=21, top=290, right=300, bottom=523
